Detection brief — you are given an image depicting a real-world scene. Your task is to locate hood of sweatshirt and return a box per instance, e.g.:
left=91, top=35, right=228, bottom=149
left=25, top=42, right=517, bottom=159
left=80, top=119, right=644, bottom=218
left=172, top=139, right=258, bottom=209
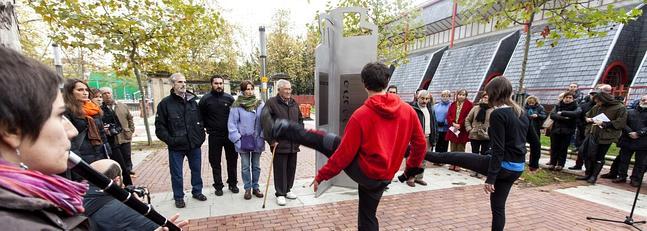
left=364, top=93, right=401, bottom=120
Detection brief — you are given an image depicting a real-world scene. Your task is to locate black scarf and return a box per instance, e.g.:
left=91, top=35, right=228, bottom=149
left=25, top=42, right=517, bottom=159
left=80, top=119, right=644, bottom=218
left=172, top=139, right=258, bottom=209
left=476, top=103, right=489, bottom=123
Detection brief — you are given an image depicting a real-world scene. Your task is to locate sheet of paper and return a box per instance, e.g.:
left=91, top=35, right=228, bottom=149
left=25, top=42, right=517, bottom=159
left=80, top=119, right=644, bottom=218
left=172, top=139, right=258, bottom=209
left=449, top=126, right=460, bottom=136
left=592, top=113, right=611, bottom=122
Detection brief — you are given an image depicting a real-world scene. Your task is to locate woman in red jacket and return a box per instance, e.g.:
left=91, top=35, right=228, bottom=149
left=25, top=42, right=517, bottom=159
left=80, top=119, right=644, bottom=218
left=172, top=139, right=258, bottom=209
left=445, top=89, right=473, bottom=171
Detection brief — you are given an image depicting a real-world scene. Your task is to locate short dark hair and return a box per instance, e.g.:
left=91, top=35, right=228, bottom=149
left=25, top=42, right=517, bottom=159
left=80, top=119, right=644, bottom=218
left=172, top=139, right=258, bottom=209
left=387, top=85, right=398, bottom=92
left=239, top=80, right=254, bottom=91
left=0, top=47, right=63, bottom=141
left=361, top=62, right=390, bottom=92
left=562, top=91, right=576, bottom=99
left=210, top=75, right=224, bottom=84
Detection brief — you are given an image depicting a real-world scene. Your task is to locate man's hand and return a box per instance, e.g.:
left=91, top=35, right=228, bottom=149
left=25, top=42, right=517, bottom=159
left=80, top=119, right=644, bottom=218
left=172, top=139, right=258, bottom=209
left=484, top=183, right=495, bottom=194
left=310, top=179, right=319, bottom=192
left=452, top=123, right=460, bottom=129
left=557, top=111, right=562, bottom=116
left=593, top=120, right=604, bottom=126
left=530, top=114, right=538, bottom=118
left=155, top=213, right=189, bottom=231
left=586, top=118, right=593, bottom=123
left=630, top=132, right=640, bottom=139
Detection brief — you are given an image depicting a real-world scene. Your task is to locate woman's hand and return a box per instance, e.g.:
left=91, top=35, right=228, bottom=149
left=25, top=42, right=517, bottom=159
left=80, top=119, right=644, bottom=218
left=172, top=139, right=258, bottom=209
left=484, top=183, right=495, bottom=194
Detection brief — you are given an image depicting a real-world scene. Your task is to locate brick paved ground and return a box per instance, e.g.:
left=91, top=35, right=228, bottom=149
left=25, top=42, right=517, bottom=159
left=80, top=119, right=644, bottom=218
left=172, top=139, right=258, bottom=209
left=131, top=118, right=647, bottom=230
left=186, top=184, right=645, bottom=231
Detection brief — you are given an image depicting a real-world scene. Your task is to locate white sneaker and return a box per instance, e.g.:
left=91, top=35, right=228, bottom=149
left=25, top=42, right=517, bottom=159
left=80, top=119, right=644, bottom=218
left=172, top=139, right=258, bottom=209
left=286, top=192, right=298, bottom=200
left=276, top=196, right=287, bottom=206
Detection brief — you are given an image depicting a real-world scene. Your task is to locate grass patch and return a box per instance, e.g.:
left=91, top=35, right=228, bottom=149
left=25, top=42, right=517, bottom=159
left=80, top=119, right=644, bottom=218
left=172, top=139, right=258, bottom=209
left=131, top=140, right=166, bottom=152
left=538, top=134, right=620, bottom=157
left=518, top=166, right=576, bottom=188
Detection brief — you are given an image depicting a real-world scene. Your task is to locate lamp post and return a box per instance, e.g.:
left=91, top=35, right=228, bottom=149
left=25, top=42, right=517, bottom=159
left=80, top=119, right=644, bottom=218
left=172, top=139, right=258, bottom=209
left=52, top=43, right=63, bottom=78
left=259, top=26, right=268, bottom=101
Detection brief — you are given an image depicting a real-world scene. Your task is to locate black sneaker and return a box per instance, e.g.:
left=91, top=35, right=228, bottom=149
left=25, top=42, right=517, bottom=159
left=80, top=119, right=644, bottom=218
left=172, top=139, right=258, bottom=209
left=568, top=166, right=582, bottom=170
left=175, top=199, right=186, bottom=208
left=600, top=173, right=616, bottom=179
left=214, top=189, right=224, bottom=196
left=192, top=194, right=207, bottom=201
left=229, top=185, right=240, bottom=194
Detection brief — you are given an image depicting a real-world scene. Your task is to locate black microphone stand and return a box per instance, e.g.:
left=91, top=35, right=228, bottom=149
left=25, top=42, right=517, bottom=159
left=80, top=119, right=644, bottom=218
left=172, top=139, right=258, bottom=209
left=68, top=152, right=181, bottom=231
left=586, top=176, right=646, bottom=231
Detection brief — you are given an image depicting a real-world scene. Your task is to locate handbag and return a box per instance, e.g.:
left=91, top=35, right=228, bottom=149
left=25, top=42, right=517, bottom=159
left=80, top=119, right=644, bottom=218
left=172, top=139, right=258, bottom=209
left=240, top=134, right=256, bottom=151
left=240, top=111, right=258, bottom=152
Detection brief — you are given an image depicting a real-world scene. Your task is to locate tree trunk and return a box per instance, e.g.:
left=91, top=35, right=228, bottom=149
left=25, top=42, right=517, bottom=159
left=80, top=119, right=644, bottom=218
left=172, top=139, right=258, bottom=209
left=0, top=1, right=22, bottom=51
left=133, top=65, right=153, bottom=145
left=517, top=14, right=534, bottom=106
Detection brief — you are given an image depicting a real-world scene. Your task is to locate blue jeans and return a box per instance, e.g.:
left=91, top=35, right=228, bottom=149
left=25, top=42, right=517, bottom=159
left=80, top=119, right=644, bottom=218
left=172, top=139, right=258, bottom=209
left=239, top=152, right=261, bottom=190
left=169, top=148, right=203, bottom=201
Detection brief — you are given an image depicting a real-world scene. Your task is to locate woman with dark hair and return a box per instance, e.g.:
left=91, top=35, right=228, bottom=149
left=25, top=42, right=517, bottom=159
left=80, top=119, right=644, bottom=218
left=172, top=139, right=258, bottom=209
left=576, top=91, right=627, bottom=184
left=63, top=79, right=108, bottom=165
left=89, top=88, right=103, bottom=106
left=228, top=80, right=265, bottom=200
left=271, top=76, right=535, bottom=231
left=465, top=92, right=493, bottom=178
left=524, top=96, right=546, bottom=139
left=445, top=89, right=473, bottom=171
left=0, top=47, right=89, bottom=229
left=548, top=92, right=581, bottom=171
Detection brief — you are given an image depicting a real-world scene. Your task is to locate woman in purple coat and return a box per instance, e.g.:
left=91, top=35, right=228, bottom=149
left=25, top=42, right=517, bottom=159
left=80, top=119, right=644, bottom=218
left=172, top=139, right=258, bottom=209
left=228, top=80, right=266, bottom=200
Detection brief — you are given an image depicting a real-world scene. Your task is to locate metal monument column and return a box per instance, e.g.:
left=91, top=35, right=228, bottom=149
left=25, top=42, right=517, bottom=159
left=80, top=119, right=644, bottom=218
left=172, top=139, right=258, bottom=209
left=314, top=7, right=378, bottom=197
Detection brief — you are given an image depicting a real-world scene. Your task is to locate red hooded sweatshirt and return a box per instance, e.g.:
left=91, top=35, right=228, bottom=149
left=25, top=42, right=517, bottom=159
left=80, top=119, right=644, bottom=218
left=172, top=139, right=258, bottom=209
left=315, top=93, right=427, bottom=182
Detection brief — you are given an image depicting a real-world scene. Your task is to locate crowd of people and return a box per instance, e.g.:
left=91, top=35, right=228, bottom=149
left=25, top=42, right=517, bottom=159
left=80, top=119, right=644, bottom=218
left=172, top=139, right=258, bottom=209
left=1, top=43, right=646, bottom=231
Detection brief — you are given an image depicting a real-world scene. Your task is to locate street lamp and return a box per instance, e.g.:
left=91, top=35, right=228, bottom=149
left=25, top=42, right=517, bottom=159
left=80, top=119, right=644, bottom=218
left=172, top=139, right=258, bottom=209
left=52, top=43, right=63, bottom=78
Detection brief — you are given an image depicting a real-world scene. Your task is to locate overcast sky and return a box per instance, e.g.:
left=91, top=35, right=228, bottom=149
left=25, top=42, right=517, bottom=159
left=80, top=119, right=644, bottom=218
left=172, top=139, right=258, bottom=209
left=218, top=0, right=430, bottom=61
left=218, top=0, right=337, bottom=61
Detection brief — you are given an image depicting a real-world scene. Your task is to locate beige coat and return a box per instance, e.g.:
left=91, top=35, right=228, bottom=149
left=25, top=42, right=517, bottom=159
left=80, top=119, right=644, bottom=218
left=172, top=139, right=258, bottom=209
left=464, top=105, right=493, bottom=141
left=114, top=102, right=135, bottom=144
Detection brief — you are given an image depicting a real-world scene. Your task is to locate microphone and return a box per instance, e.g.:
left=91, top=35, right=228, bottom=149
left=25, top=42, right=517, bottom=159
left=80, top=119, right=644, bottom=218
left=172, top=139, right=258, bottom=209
left=68, top=151, right=181, bottom=231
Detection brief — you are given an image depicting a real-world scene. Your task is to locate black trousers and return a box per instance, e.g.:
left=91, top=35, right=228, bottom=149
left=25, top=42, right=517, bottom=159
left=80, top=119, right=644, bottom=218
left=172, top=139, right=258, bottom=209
left=615, top=148, right=647, bottom=181
left=470, top=139, right=490, bottom=155
left=288, top=129, right=390, bottom=230
left=273, top=153, right=297, bottom=196
left=526, top=125, right=541, bottom=169
left=435, top=131, right=449, bottom=152
left=108, top=137, right=132, bottom=186
left=425, top=152, right=522, bottom=231
left=116, top=142, right=133, bottom=171
left=208, top=135, right=237, bottom=190
left=549, top=133, right=573, bottom=167
left=583, top=143, right=612, bottom=177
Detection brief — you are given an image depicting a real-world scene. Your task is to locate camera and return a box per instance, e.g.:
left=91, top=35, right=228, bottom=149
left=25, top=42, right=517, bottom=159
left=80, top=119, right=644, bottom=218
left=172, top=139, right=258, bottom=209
left=107, top=123, right=123, bottom=136
left=125, top=185, right=151, bottom=204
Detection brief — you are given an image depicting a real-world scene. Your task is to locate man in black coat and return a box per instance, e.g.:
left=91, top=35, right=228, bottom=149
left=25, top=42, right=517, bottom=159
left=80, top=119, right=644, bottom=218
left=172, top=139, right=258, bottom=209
left=568, top=92, right=597, bottom=170
left=155, top=73, right=207, bottom=208
left=199, top=75, right=239, bottom=196
left=604, top=95, right=647, bottom=186
left=261, top=79, right=303, bottom=206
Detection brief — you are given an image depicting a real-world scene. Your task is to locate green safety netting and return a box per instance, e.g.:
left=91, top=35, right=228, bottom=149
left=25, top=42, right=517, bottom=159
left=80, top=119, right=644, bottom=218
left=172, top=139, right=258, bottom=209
left=87, top=72, right=139, bottom=100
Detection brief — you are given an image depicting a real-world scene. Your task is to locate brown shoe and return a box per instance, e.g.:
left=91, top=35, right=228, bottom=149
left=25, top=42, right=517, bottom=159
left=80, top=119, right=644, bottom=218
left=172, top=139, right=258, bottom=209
left=244, top=189, right=252, bottom=200
left=252, top=189, right=264, bottom=198
left=406, top=179, right=416, bottom=187
left=414, top=179, right=428, bottom=186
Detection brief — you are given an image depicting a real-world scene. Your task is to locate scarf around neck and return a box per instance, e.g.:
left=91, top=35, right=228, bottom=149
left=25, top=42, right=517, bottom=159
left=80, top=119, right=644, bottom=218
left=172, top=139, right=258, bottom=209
left=0, top=160, right=88, bottom=215
left=233, top=95, right=260, bottom=112
left=81, top=101, right=103, bottom=146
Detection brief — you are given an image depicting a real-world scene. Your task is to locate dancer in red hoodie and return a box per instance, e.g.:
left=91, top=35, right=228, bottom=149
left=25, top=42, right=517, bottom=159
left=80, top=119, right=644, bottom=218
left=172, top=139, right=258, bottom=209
left=274, top=62, right=426, bottom=231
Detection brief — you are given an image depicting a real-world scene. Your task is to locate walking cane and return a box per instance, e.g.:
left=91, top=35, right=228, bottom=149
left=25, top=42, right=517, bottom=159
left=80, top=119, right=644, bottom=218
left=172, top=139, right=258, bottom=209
left=262, top=143, right=278, bottom=209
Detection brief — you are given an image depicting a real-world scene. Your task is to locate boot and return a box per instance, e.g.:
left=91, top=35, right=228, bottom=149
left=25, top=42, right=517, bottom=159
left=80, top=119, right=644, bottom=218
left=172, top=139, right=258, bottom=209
left=587, top=161, right=604, bottom=184
left=577, top=159, right=594, bottom=180
left=272, top=119, right=340, bottom=156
